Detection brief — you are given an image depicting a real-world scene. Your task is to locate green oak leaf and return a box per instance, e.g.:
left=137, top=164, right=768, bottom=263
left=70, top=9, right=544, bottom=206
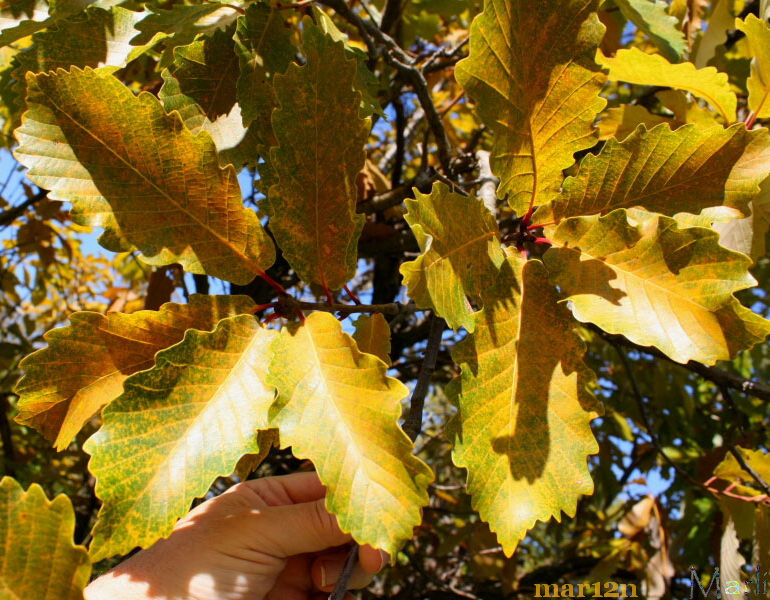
left=597, top=47, right=737, bottom=122
left=456, top=0, right=606, bottom=214
left=0, top=0, right=96, bottom=47
left=613, top=0, right=687, bottom=62
left=14, top=295, right=254, bottom=451
left=449, top=257, right=601, bottom=556
left=400, top=183, right=504, bottom=332
left=735, top=15, right=770, bottom=120
left=536, top=124, right=770, bottom=225
left=14, top=67, right=275, bottom=284
left=543, top=210, right=770, bottom=365
left=85, top=315, right=277, bottom=561
left=234, top=2, right=295, bottom=134
left=266, top=22, right=368, bottom=290
left=0, top=477, right=91, bottom=599
left=267, top=312, right=433, bottom=556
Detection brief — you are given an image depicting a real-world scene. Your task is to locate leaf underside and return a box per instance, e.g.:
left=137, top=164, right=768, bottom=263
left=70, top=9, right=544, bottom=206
left=456, top=0, right=606, bottom=214
left=450, top=257, right=601, bottom=556
left=14, top=295, right=255, bottom=450
left=267, top=312, right=433, bottom=556
left=85, top=315, right=276, bottom=561
left=14, top=66, right=275, bottom=284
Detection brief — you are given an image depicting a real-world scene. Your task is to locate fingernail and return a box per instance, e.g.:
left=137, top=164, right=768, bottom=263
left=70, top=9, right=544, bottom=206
left=320, top=562, right=329, bottom=588
left=379, top=550, right=389, bottom=570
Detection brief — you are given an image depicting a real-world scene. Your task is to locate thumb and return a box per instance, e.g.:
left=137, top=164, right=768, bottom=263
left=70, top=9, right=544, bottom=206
left=251, top=498, right=352, bottom=557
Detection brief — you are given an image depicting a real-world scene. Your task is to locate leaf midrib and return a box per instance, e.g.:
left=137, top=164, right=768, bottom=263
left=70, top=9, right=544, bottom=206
left=37, top=79, right=259, bottom=274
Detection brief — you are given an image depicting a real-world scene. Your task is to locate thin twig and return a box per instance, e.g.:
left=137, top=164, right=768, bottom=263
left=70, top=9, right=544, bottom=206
left=592, top=326, right=770, bottom=402
left=0, top=189, right=48, bottom=228
left=610, top=340, right=706, bottom=489
left=403, top=315, right=445, bottom=441
left=329, top=544, right=359, bottom=600
left=728, top=446, right=770, bottom=497
left=291, top=299, right=419, bottom=316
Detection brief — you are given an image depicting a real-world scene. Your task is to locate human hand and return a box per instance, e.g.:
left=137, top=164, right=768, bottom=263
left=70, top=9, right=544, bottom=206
left=85, top=472, right=388, bottom=600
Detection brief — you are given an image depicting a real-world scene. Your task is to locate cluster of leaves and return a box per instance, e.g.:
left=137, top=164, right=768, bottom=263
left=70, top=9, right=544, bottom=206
left=1, top=0, right=770, bottom=598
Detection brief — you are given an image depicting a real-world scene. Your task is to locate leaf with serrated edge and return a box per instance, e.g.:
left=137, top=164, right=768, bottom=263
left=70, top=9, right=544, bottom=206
left=0, top=477, right=91, bottom=599
left=85, top=315, right=276, bottom=561
left=400, top=183, right=504, bottom=332
left=536, top=124, right=770, bottom=225
left=234, top=2, right=294, bottom=133
left=735, top=15, right=770, bottom=120
left=266, top=23, right=367, bottom=290
left=597, top=48, right=737, bottom=122
left=267, top=312, right=433, bottom=555
left=352, top=313, right=392, bottom=366
left=13, top=67, right=275, bottom=284
left=715, top=447, right=770, bottom=485
left=456, top=0, right=606, bottom=214
left=543, top=210, right=770, bottom=365
left=449, top=257, right=600, bottom=556
left=14, top=295, right=254, bottom=451
left=613, top=0, right=687, bottom=62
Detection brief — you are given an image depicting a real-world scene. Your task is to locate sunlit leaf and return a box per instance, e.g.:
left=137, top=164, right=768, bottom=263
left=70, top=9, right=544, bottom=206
left=14, top=67, right=275, bottom=284
left=735, top=15, right=770, bottom=120
left=14, top=295, right=254, bottom=450
left=598, top=47, right=737, bottom=122
left=0, top=476, right=90, bottom=599
left=597, top=105, right=672, bottom=141
left=85, top=315, right=276, bottom=561
left=267, top=312, right=433, bottom=555
left=449, top=257, right=600, bottom=556
left=352, top=313, right=392, bottom=366
left=456, top=0, right=606, bottom=214
left=613, top=0, right=687, bottom=62
left=544, top=210, right=770, bottom=365
left=265, top=23, right=368, bottom=290
left=0, top=0, right=95, bottom=47
left=400, top=183, right=504, bottom=332
left=537, top=124, right=770, bottom=224
left=714, top=447, right=770, bottom=486
left=713, top=177, right=770, bottom=260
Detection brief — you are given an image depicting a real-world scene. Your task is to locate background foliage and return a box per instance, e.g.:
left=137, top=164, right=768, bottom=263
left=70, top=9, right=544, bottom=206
left=1, top=0, right=770, bottom=598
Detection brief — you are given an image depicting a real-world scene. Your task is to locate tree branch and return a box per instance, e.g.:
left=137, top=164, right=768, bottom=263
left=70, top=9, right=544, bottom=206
left=592, top=326, right=770, bottom=402
left=277, top=296, right=419, bottom=317
left=403, top=314, right=445, bottom=441
left=0, top=189, right=48, bottom=227
left=318, top=0, right=454, bottom=174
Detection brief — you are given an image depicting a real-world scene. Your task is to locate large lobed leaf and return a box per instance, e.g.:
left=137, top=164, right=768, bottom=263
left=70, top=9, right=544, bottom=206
left=536, top=123, right=770, bottom=224
left=266, top=22, right=369, bottom=289
left=13, top=66, right=275, bottom=284
left=544, top=210, right=770, bottom=365
left=265, top=23, right=368, bottom=290
left=0, top=477, right=90, bottom=599
left=400, top=183, right=504, bottom=332
left=597, top=48, right=737, bottom=122
left=14, top=295, right=254, bottom=451
left=450, top=257, right=601, bottom=556
left=456, top=0, right=606, bottom=214
left=85, top=315, right=276, bottom=561
left=267, top=312, right=433, bottom=556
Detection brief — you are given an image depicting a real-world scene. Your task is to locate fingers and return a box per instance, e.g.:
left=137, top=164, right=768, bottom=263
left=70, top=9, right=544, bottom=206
left=238, top=471, right=327, bottom=506
left=311, top=545, right=388, bottom=592
left=358, top=544, right=389, bottom=573
left=244, top=497, right=351, bottom=556
left=311, top=550, right=374, bottom=592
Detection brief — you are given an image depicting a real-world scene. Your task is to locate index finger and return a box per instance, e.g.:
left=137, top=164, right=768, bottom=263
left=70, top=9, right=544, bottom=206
left=242, top=470, right=326, bottom=505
